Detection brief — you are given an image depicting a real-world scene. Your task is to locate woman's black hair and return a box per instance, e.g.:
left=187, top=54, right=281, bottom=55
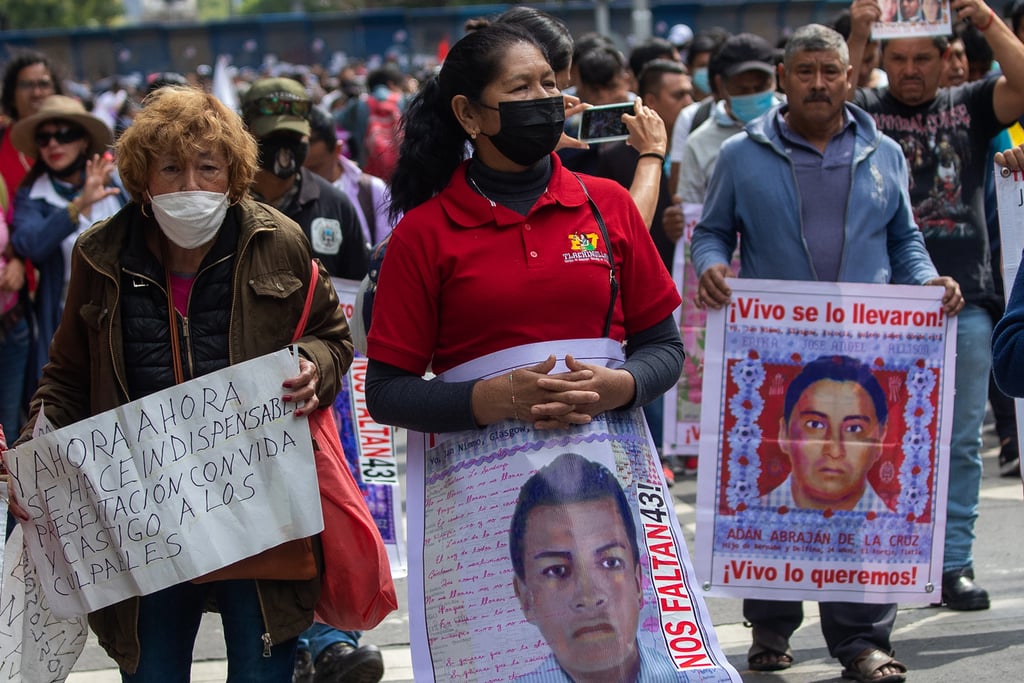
left=496, top=6, right=573, bottom=75
left=1, top=51, right=64, bottom=119
left=389, top=23, right=545, bottom=219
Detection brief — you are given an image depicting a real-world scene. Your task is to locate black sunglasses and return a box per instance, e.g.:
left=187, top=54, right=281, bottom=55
left=35, top=126, right=87, bottom=147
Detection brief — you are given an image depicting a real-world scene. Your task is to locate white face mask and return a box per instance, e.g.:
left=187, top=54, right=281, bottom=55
left=149, top=190, right=229, bottom=250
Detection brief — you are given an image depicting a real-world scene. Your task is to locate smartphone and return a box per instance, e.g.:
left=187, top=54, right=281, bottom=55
left=577, top=102, right=635, bottom=143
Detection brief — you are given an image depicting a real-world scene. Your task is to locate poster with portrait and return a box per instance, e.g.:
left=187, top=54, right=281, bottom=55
left=406, top=339, right=741, bottom=683
left=994, top=164, right=1024, bottom=482
left=695, top=279, right=956, bottom=604
left=664, top=205, right=742, bottom=457
left=664, top=204, right=706, bottom=455
left=333, top=279, right=407, bottom=578
left=872, top=0, right=953, bottom=39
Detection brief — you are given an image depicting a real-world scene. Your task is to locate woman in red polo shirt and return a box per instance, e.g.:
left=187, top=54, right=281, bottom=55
left=365, top=23, right=683, bottom=433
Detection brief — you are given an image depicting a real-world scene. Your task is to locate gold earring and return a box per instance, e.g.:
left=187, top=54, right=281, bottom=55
left=470, top=130, right=478, bottom=140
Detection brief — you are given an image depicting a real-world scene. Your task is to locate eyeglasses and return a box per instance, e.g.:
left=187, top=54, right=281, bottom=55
left=35, top=126, right=87, bottom=147
left=16, top=79, right=55, bottom=92
left=247, top=96, right=311, bottom=118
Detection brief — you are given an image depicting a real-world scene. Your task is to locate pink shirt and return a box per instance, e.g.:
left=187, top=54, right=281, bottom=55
left=168, top=272, right=195, bottom=317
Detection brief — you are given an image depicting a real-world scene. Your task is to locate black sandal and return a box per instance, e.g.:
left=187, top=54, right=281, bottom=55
left=747, top=642, right=794, bottom=672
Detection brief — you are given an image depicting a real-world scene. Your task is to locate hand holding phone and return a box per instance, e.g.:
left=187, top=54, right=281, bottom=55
left=577, top=102, right=636, bottom=143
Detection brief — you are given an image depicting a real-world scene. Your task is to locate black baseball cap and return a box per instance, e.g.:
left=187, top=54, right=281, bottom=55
left=712, top=33, right=776, bottom=80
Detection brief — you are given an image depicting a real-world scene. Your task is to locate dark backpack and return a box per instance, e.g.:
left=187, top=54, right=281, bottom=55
left=689, top=97, right=715, bottom=134
left=361, top=93, right=402, bottom=182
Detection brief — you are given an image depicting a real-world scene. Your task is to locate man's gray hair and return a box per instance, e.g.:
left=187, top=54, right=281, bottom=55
left=784, top=24, right=850, bottom=66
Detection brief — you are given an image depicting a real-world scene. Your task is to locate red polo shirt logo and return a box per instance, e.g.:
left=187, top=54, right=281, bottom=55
left=564, top=232, right=606, bottom=263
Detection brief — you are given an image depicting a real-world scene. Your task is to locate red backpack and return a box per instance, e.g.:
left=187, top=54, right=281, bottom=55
left=361, top=92, right=402, bottom=181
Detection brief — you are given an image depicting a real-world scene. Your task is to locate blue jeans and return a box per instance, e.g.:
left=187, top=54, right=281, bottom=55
left=122, top=580, right=298, bottom=682
left=298, top=623, right=360, bottom=662
left=944, top=304, right=992, bottom=572
left=0, top=317, right=29, bottom=440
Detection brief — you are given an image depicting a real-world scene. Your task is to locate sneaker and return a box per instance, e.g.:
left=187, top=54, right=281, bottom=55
left=940, top=567, right=990, bottom=611
left=314, top=642, right=385, bottom=683
left=662, top=464, right=676, bottom=488
left=999, top=438, right=1020, bottom=477
left=293, top=649, right=314, bottom=683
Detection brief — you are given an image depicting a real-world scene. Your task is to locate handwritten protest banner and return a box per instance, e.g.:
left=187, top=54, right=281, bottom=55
left=696, top=280, right=955, bottom=604
left=0, top=524, right=88, bottom=682
left=333, top=278, right=407, bottom=578
left=405, top=339, right=740, bottom=683
left=994, top=164, right=1024, bottom=483
left=872, top=0, right=952, bottom=39
left=1, top=407, right=88, bottom=683
left=4, top=349, right=322, bottom=618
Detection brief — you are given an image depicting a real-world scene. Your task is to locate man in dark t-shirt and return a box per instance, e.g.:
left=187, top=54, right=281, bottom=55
left=847, top=0, right=1024, bottom=612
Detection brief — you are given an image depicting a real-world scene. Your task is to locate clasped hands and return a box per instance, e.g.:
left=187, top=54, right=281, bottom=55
left=481, top=355, right=636, bottom=430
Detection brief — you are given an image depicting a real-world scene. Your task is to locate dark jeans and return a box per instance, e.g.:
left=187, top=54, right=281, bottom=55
left=744, top=599, right=897, bottom=667
left=122, top=579, right=298, bottom=682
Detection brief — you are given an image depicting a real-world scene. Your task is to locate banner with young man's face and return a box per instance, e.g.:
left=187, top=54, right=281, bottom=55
left=404, top=339, right=741, bottom=683
left=873, top=0, right=952, bottom=39
left=695, top=279, right=956, bottom=605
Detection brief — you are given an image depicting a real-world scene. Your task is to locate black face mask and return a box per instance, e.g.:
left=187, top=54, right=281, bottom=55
left=258, top=135, right=309, bottom=179
left=478, top=95, right=565, bottom=167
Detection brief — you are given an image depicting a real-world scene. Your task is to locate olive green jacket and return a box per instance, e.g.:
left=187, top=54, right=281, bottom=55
left=16, top=198, right=352, bottom=673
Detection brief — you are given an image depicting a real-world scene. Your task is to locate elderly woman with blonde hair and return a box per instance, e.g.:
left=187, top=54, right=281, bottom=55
left=5, top=85, right=352, bottom=681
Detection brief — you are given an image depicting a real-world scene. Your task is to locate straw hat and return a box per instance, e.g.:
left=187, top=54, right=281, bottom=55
left=10, top=95, right=113, bottom=157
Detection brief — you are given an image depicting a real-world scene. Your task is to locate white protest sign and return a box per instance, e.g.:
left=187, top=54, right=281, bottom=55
left=405, top=339, right=740, bottom=683
left=872, top=0, right=952, bottom=39
left=333, top=277, right=407, bottom=579
left=696, top=279, right=956, bottom=604
left=0, top=401, right=72, bottom=682
left=5, top=349, right=322, bottom=618
left=0, top=523, right=88, bottom=683
left=664, top=203, right=706, bottom=455
left=994, top=164, right=1024, bottom=482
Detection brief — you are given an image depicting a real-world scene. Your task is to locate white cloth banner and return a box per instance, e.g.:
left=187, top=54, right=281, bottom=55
left=406, top=339, right=740, bottom=682
left=696, top=279, right=956, bottom=604
left=332, top=278, right=407, bottom=579
left=0, top=524, right=88, bottom=682
left=993, top=164, right=1024, bottom=483
left=1, top=409, right=87, bottom=683
left=663, top=203, right=705, bottom=455
left=5, top=349, right=322, bottom=618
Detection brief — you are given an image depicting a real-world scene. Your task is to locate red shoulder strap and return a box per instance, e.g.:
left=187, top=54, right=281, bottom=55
left=292, top=260, right=320, bottom=343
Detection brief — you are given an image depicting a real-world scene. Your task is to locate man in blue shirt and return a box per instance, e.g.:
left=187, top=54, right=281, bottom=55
left=693, top=23, right=961, bottom=683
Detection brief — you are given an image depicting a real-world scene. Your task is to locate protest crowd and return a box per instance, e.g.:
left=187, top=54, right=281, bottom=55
left=2, top=1, right=1024, bottom=682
